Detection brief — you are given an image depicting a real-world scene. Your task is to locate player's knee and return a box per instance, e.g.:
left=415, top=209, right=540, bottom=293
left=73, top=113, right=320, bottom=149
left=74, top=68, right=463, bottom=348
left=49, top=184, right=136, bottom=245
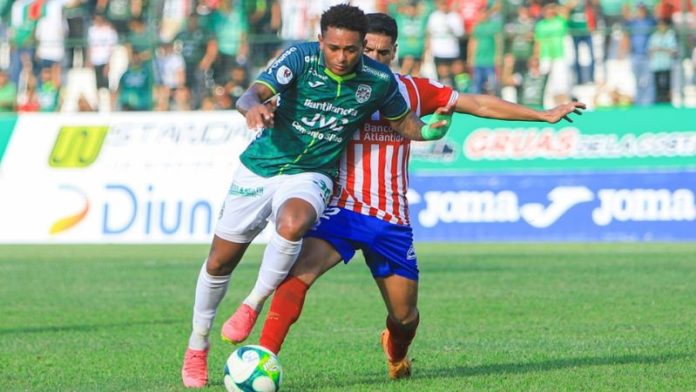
left=275, top=199, right=317, bottom=241
left=206, top=249, right=243, bottom=275
left=390, top=307, right=419, bottom=327
left=206, top=256, right=234, bottom=275
left=275, top=214, right=314, bottom=241
left=275, top=221, right=307, bottom=242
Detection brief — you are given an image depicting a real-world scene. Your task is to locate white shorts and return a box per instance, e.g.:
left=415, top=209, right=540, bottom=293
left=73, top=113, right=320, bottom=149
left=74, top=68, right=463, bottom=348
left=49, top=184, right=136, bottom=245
left=540, top=58, right=571, bottom=105
left=215, top=164, right=333, bottom=243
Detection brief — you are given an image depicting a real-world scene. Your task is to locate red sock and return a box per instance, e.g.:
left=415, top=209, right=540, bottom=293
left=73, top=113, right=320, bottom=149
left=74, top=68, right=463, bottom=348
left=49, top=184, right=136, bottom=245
left=386, top=313, right=420, bottom=361
left=259, top=276, right=309, bottom=354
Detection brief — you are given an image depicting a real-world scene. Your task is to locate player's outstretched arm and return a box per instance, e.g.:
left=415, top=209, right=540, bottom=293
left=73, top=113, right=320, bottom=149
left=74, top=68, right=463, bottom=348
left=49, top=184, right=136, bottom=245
left=455, top=94, right=586, bottom=124
left=388, top=105, right=454, bottom=141
left=236, top=82, right=276, bottom=130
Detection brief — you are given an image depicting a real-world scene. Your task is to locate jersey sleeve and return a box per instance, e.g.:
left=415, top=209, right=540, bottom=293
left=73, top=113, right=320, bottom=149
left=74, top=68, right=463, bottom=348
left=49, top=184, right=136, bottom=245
left=413, top=77, right=459, bottom=116
left=255, top=45, right=305, bottom=95
left=379, top=73, right=410, bottom=121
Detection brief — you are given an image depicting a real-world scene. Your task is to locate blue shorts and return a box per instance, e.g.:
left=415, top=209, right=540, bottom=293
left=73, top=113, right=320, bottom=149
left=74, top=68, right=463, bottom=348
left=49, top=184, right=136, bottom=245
left=306, top=207, right=419, bottom=281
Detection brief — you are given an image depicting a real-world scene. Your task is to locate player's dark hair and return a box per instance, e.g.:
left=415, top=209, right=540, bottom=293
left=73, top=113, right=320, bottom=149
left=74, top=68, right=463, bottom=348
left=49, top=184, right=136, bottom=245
left=366, top=13, right=398, bottom=44
left=320, top=4, right=368, bottom=39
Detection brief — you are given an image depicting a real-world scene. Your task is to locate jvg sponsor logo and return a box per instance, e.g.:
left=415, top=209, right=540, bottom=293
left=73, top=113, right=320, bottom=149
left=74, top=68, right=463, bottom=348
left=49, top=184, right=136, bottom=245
left=411, top=187, right=696, bottom=228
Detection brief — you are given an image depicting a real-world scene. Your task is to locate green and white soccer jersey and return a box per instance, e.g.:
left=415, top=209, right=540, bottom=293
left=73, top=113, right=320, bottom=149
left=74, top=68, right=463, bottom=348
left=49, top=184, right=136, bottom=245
left=241, top=42, right=410, bottom=178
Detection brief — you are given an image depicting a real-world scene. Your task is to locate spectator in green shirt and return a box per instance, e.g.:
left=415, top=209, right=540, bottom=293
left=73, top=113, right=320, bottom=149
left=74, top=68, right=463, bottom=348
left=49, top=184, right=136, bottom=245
left=394, top=0, right=429, bottom=76
left=8, top=0, right=38, bottom=86
left=597, top=0, right=626, bottom=60
left=0, top=71, right=17, bottom=112
left=210, top=0, right=249, bottom=84
left=502, top=54, right=549, bottom=109
left=64, top=0, right=91, bottom=68
left=126, top=17, right=154, bottom=63
left=37, top=67, right=61, bottom=112
left=115, top=52, right=154, bottom=111
left=534, top=3, right=572, bottom=106
left=174, top=13, right=218, bottom=109
left=467, top=10, right=503, bottom=94
left=97, top=0, right=140, bottom=38
left=504, top=5, right=536, bottom=75
left=648, top=18, right=677, bottom=103
left=562, top=0, right=596, bottom=84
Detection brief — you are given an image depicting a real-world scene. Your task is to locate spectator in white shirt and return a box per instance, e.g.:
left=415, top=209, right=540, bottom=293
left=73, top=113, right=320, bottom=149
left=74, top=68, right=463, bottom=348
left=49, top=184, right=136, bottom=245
left=87, top=13, right=118, bottom=91
left=426, top=0, right=465, bottom=87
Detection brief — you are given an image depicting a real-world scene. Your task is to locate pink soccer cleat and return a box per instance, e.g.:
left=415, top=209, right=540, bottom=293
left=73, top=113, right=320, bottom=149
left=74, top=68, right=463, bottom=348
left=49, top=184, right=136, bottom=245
left=181, top=347, right=209, bottom=388
left=221, top=303, right=259, bottom=344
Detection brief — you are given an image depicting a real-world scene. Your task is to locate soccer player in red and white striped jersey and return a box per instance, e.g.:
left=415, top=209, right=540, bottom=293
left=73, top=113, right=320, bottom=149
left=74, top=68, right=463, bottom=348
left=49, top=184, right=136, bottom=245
left=252, top=13, right=585, bottom=379
left=334, top=73, right=457, bottom=226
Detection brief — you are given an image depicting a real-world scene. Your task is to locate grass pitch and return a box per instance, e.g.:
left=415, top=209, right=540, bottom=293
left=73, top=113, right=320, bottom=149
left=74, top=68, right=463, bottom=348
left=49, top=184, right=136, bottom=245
left=1, top=243, right=695, bottom=391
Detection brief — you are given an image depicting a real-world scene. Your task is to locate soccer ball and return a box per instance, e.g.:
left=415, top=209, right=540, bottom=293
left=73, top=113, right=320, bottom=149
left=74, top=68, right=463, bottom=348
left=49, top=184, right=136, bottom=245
left=223, top=345, right=283, bottom=392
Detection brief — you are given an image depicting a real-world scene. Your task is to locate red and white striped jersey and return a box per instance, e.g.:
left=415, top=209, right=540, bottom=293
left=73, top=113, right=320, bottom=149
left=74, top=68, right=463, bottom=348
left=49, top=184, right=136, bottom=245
left=331, top=74, right=458, bottom=225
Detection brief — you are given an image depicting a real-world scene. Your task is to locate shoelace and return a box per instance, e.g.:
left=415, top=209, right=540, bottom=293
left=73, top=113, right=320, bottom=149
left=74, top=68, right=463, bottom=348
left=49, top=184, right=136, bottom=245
left=183, top=351, right=207, bottom=375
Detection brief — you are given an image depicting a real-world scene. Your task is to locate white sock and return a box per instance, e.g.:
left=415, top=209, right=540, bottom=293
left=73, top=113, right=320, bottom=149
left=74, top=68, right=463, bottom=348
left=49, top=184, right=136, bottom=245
left=188, top=260, right=230, bottom=350
left=243, top=232, right=302, bottom=311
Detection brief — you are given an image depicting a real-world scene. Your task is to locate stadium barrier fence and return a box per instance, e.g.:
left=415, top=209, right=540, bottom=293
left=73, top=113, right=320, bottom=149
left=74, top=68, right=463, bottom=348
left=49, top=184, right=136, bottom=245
left=0, top=107, right=694, bottom=243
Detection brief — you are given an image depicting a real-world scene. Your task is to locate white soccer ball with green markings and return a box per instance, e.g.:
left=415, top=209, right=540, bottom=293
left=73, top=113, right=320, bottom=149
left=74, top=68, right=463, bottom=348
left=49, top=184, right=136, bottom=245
left=223, top=345, right=283, bottom=392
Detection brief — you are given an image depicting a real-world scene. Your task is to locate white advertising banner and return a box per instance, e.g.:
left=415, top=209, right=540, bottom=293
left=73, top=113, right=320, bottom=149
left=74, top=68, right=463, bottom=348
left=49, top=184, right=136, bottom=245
left=0, top=111, right=271, bottom=243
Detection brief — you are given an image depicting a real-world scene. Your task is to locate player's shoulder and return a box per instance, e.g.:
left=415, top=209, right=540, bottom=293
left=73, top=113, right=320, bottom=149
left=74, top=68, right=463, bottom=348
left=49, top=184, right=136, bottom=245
left=263, top=42, right=317, bottom=80
left=272, top=42, right=319, bottom=64
left=399, top=73, right=452, bottom=92
left=360, top=55, right=396, bottom=83
left=292, top=41, right=320, bottom=55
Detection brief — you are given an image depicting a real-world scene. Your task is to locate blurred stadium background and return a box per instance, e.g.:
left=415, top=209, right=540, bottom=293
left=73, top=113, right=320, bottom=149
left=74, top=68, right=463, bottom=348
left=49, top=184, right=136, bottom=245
left=0, top=0, right=695, bottom=112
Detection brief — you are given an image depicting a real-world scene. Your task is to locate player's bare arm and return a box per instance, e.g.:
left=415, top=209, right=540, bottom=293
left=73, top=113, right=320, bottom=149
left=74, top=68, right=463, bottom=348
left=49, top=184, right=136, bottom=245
left=541, top=101, right=587, bottom=123
left=236, top=83, right=276, bottom=129
left=455, top=94, right=586, bottom=123
left=388, top=104, right=454, bottom=141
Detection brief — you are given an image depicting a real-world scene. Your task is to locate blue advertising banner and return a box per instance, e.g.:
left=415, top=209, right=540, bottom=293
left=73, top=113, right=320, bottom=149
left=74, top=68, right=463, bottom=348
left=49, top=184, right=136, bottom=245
left=408, top=171, right=696, bottom=242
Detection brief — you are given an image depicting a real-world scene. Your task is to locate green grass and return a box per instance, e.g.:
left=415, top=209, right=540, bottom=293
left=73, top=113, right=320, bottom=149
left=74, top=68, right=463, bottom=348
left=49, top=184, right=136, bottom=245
left=1, top=244, right=696, bottom=391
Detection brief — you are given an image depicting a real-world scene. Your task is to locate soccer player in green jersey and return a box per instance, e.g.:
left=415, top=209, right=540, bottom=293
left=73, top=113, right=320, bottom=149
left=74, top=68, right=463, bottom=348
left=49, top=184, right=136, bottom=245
left=181, top=4, right=452, bottom=388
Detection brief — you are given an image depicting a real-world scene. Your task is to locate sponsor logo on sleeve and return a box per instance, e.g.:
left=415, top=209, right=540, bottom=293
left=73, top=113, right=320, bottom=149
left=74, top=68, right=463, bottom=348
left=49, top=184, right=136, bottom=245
left=276, top=65, right=293, bottom=85
left=267, top=47, right=297, bottom=74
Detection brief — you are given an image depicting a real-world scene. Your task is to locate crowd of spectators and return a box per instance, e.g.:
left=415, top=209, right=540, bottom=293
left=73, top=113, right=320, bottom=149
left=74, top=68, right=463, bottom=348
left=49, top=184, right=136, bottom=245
left=0, top=0, right=694, bottom=113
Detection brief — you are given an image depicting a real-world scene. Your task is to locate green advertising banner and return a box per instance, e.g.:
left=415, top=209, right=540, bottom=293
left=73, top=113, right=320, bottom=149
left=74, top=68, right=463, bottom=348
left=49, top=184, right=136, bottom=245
left=410, top=106, right=696, bottom=172
left=0, top=114, right=18, bottom=167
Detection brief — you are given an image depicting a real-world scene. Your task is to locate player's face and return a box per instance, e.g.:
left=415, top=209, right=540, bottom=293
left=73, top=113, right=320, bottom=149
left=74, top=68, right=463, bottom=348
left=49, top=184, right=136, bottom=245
left=363, top=33, right=396, bottom=66
left=319, top=27, right=365, bottom=75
